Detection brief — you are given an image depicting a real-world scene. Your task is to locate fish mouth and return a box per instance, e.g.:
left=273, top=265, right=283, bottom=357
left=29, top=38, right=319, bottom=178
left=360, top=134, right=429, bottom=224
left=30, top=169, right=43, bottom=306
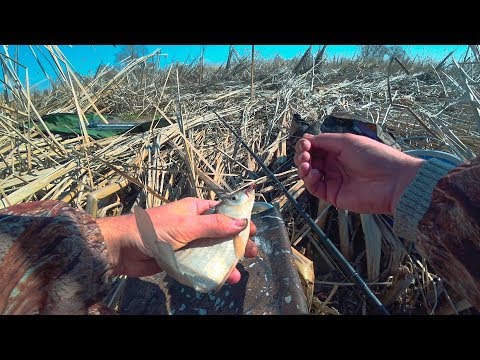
left=245, top=183, right=256, bottom=197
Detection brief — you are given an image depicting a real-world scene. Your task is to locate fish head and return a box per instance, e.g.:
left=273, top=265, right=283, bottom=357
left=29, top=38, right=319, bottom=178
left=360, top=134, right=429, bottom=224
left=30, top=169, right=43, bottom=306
left=216, top=183, right=256, bottom=218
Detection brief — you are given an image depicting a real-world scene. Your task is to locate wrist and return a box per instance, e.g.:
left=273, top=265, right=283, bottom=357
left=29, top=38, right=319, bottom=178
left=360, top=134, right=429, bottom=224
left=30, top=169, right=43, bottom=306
left=390, top=157, right=426, bottom=214
left=97, top=213, right=139, bottom=274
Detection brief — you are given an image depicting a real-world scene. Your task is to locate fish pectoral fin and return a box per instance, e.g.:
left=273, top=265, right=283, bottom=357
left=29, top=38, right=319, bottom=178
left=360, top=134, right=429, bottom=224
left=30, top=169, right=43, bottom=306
left=233, top=234, right=244, bottom=259
left=233, top=221, right=250, bottom=259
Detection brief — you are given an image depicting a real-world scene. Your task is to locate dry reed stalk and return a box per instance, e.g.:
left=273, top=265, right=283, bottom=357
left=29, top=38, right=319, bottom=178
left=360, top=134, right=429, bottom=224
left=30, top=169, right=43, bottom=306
left=0, top=161, right=76, bottom=208
left=360, top=214, right=382, bottom=282
left=381, top=265, right=414, bottom=307
left=338, top=208, right=352, bottom=261
left=291, top=246, right=315, bottom=311
left=316, top=199, right=331, bottom=230
left=313, top=284, right=339, bottom=315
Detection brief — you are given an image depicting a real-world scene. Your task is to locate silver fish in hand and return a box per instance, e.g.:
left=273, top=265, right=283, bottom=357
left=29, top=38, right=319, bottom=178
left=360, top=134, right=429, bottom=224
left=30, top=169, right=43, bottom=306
left=133, top=184, right=255, bottom=293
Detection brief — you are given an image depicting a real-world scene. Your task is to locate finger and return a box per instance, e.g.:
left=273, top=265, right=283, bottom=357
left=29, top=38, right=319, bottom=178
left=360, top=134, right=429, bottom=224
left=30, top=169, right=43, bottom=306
left=245, top=239, right=258, bottom=258
left=304, top=167, right=323, bottom=185
left=298, top=161, right=312, bottom=179
left=249, top=221, right=257, bottom=237
left=195, top=199, right=220, bottom=214
left=189, top=214, right=248, bottom=239
left=303, top=168, right=327, bottom=200
left=226, top=268, right=241, bottom=284
left=294, top=151, right=311, bottom=167
left=295, top=138, right=311, bottom=153
left=306, top=133, right=346, bottom=154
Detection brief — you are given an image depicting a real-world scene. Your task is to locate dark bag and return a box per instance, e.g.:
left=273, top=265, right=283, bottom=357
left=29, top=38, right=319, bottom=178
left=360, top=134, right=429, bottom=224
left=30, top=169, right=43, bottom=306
left=290, top=112, right=401, bottom=150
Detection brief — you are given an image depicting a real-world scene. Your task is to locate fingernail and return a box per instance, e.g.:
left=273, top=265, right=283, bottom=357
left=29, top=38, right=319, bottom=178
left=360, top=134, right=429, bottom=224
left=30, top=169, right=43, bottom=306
left=303, top=133, right=313, bottom=138
left=234, top=218, right=248, bottom=228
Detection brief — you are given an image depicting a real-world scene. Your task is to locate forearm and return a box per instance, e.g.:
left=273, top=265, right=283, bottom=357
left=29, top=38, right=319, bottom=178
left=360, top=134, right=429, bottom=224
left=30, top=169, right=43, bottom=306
left=0, top=200, right=113, bottom=314
left=393, top=156, right=480, bottom=308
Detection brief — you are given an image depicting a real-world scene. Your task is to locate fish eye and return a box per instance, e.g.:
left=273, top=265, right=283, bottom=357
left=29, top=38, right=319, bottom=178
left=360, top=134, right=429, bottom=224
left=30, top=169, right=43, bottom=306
left=231, top=196, right=237, bottom=201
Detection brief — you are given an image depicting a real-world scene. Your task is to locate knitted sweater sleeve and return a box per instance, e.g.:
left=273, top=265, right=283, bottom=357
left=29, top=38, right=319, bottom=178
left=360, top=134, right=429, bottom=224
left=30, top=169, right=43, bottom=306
left=393, top=156, right=480, bottom=309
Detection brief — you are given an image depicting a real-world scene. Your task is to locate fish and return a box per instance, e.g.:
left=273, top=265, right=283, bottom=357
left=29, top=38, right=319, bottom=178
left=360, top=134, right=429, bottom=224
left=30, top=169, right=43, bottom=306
left=133, top=184, right=256, bottom=293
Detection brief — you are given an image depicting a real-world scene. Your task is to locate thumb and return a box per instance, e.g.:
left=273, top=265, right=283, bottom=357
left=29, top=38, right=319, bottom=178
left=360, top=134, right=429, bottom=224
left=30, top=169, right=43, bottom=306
left=188, top=214, right=248, bottom=240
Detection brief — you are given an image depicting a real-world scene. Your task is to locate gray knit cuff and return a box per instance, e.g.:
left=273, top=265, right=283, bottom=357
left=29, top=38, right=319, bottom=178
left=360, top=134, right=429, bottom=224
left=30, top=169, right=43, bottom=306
left=393, top=158, right=455, bottom=241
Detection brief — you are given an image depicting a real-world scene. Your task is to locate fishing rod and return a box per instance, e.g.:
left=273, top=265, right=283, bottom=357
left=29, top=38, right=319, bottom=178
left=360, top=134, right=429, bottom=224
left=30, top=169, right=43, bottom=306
left=212, top=110, right=390, bottom=315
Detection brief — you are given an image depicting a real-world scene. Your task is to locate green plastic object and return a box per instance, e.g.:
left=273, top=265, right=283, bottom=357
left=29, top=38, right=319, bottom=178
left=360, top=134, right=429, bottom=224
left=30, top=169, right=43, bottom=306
left=36, top=113, right=172, bottom=140
left=39, top=113, right=123, bottom=139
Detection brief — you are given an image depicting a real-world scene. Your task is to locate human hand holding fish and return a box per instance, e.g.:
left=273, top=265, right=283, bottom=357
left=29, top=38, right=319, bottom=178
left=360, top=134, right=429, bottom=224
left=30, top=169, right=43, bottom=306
left=97, top=193, right=257, bottom=288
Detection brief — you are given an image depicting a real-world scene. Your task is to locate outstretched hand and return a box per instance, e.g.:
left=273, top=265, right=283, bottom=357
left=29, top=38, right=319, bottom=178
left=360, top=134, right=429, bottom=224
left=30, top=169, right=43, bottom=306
left=98, top=197, right=257, bottom=283
left=294, top=133, right=425, bottom=214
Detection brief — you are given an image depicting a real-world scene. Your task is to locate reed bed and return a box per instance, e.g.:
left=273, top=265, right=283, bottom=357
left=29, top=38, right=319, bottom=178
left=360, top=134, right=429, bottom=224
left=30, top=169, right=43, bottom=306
left=1, top=45, right=479, bottom=314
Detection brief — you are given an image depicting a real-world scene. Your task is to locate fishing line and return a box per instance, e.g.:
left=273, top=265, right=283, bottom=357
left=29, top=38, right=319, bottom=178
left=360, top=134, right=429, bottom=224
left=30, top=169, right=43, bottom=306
left=212, top=109, right=390, bottom=315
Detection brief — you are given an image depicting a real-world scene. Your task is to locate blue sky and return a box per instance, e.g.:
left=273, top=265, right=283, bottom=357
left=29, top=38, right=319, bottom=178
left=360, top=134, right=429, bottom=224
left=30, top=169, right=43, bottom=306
left=1, top=45, right=469, bottom=91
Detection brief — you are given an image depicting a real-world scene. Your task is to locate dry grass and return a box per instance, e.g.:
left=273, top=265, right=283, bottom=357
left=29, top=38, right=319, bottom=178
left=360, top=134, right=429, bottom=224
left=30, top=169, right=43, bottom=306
left=1, top=45, right=479, bottom=315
